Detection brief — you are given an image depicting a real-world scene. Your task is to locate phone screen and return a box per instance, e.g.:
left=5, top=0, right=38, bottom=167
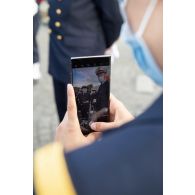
left=71, top=55, right=111, bottom=135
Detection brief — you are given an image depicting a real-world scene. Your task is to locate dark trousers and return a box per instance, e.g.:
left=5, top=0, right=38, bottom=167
left=33, top=13, right=40, bottom=64
left=53, top=78, right=68, bottom=122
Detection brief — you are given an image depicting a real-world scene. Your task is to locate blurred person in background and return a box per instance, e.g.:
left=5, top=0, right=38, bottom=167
left=34, top=0, right=163, bottom=194
left=47, top=0, right=123, bottom=122
left=33, top=0, right=42, bottom=81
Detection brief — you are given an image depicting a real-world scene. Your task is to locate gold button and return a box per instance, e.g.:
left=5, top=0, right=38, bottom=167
left=55, top=21, right=61, bottom=28
left=57, top=35, right=63, bottom=40
left=48, top=28, right=52, bottom=34
left=56, top=9, right=62, bottom=15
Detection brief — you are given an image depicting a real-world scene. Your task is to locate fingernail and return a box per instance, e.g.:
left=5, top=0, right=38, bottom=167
left=67, top=84, right=74, bottom=95
left=90, top=123, right=96, bottom=130
left=67, top=83, right=71, bottom=89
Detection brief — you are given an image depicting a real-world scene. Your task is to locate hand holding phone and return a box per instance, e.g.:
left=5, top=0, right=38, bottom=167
left=90, top=94, right=135, bottom=132
left=55, top=84, right=101, bottom=152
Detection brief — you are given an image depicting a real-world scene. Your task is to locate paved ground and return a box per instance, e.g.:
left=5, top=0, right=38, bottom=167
left=33, top=25, right=161, bottom=151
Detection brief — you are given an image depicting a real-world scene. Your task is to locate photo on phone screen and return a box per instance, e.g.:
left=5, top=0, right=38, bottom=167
left=71, top=55, right=111, bottom=135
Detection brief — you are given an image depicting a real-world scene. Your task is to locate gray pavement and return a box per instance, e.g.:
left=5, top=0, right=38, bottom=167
left=33, top=25, right=161, bottom=151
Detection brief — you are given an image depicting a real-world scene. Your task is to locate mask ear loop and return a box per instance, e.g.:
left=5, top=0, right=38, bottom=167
left=136, top=0, right=158, bottom=38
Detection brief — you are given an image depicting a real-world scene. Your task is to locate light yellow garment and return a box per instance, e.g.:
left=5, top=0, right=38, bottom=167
left=34, top=142, right=76, bottom=195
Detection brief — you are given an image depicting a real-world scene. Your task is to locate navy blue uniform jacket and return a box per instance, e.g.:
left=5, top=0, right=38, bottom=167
left=66, top=94, right=163, bottom=195
left=48, top=0, right=123, bottom=83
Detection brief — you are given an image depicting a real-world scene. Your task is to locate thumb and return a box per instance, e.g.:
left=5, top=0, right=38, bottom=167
left=90, top=122, right=118, bottom=132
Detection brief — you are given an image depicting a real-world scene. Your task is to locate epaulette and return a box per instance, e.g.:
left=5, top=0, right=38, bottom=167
left=34, top=142, right=76, bottom=195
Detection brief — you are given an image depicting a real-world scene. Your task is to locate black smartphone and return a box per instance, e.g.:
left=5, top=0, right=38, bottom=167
left=71, top=55, right=111, bottom=135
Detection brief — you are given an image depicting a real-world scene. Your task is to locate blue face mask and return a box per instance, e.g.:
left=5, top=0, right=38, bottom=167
left=122, top=0, right=163, bottom=86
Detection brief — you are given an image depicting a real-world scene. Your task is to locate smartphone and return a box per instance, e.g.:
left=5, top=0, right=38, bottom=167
left=71, top=55, right=111, bottom=135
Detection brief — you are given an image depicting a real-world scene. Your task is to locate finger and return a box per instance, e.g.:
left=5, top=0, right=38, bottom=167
left=110, top=93, right=115, bottom=99
left=110, top=93, right=118, bottom=102
left=67, top=84, right=77, bottom=121
left=110, top=93, right=126, bottom=110
left=90, top=122, right=118, bottom=132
